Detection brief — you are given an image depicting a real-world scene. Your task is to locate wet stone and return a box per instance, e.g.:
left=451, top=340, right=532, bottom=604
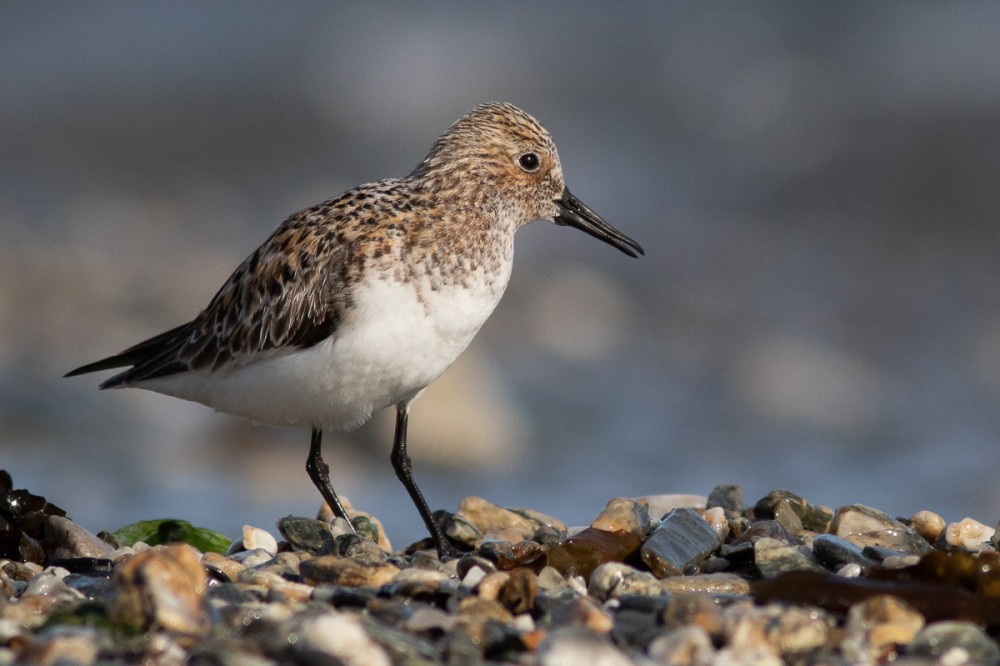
left=449, top=497, right=541, bottom=545
left=909, top=621, right=1000, bottom=663
left=659, top=572, right=751, bottom=596
left=945, top=517, right=995, bottom=551
left=549, top=595, right=614, bottom=634
left=299, top=555, right=400, bottom=587
left=477, top=539, right=545, bottom=571
left=754, top=489, right=833, bottom=532
left=641, top=508, right=722, bottom=577
left=831, top=504, right=934, bottom=556
left=108, top=543, right=209, bottom=635
left=707, top=484, right=744, bottom=520
left=537, top=626, right=633, bottom=666
left=43, top=517, right=116, bottom=561
left=647, top=625, right=716, bottom=665
left=731, top=519, right=793, bottom=546
left=841, top=594, right=925, bottom=664
left=590, top=497, right=650, bottom=535
left=276, top=516, right=333, bottom=554
left=588, top=562, right=666, bottom=601
left=911, top=510, right=946, bottom=543
left=812, top=534, right=881, bottom=569
left=545, top=527, right=643, bottom=580
left=326, top=533, right=389, bottom=564
left=772, top=499, right=804, bottom=534
left=754, top=537, right=826, bottom=578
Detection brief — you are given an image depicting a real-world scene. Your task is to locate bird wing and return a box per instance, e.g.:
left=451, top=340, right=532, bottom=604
left=66, top=205, right=357, bottom=388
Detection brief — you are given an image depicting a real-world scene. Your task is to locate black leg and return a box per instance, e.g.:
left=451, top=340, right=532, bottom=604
left=305, top=428, right=356, bottom=534
left=390, top=403, right=460, bottom=559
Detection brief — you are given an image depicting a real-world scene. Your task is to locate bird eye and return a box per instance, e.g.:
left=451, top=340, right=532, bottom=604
left=518, top=152, right=540, bottom=172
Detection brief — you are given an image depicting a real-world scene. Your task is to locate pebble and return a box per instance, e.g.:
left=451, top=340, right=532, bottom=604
left=841, top=594, right=925, bottom=663
left=108, top=543, right=209, bottom=635
left=944, top=517, right=995, bottom=551
left=911, top=510, right=946, bottom=543
left=590, top=497, right=650, bottom=535
left=3, top=473, right=1000, bottom=665
left=830, top=504, right=934, bottom=556
left=640, top=508, right=721, bottom=577
left=753, top=537, right=826, bottom=578
left=909, top=621, right=1000, bottom=664
left=43, top=516, right=116, bottom=561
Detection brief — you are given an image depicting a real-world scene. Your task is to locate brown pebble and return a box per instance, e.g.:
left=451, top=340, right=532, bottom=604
left=108, top=543, right=209, bottom=635
left=499, top=568, right=537, bottom=614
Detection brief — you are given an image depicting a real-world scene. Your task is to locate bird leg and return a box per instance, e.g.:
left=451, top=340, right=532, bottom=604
left=306, top=428, right=357, bottom=534
left=390, top=403, right=461, bottom=559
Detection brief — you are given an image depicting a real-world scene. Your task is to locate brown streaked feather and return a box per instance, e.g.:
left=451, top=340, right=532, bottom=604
left=64, top=191, right=377, bottom=387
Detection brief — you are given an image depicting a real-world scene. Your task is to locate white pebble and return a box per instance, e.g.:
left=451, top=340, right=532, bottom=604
left=242, top=525, right=278, bottom=557
left=945, top=517, right=995, bottom=551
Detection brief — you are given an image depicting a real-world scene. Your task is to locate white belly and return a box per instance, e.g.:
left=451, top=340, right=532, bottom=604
left=136, top=269, right=510, bottom=430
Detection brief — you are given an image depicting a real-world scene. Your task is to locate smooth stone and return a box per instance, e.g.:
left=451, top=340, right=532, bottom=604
left=841, top=594, right=925, bottom=664
left=276, top=516, right=332, bottom=554
left=477, top=539, right=545, bottom=570
left=701, top=507, right=729, bottom=542
left=17, top=625, right=105, bottom=666
left=537, top=626, right=633, bottom=666
left=545, top=527, right=643, bottom=580
left=911, top=510, right=946, bottom=543
left=588, top=562, right=666, bottom=601
left=241, top=525, right=278, bottom=557
left=730, top=520, right=793, bottom=546
left=299, top=555, right=400, bottom=587
left=498, top=567, right=536, bottom=615
left=719, top=602, right=783, bottom=665
left=663, top=591, right=725, bottom=638
left=772, top=499, right=804, bottom=535
left=753, top=537, right=826, bottom=578
left=109, top=544, right=209, bottom=635
left=475, top=571, right=509, bottom=602
left=536, top=565, right=574, bottom=595
left=508, top=507, right=567, bottom=541
left=326, top=533, right=388, bottom=564
left=289, top=611, right=391, bottom=666
left=450, top=496, right=541, bottom=545
left=590, top=497, right=650, bottom=536
left=945, top=517, right=995, bottom=551
left=753, top=490, right=833, bottom=532
left=909, top=621, right=1000, bottom=663
left=812, top=534, right=881, bottom=569
left=453, top=596, right=516, bottom=647
left=550, top=595, right=614, bottom=634
left=641, top=508, right=722, bottom=577
left=648, top=625, right=716, bottom=665
left=642, top=494, right=708, bottom=521
left=43, top=516, right=115, bottom=561
left=610, top=607, right=662, bottom=652
left=707, top=484, right=744, bottom=520
left=202, top=551, right=246, bottom=583
left=758, top=603, right=831, bottom=656
left=62, top=573, right=112, bottom=600
left=405, top=606, right=458, bottom=633
left=660, top=573, right=751, bottom=596
left=830, top=504, right=934, bottom=556
left=21, top=566, right=71, bottom=597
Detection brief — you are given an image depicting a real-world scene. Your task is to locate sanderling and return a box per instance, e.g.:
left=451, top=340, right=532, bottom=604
left=66, top=102, right=643, bottom=557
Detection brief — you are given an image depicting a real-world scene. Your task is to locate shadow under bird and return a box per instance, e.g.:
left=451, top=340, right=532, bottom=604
left=66, top=102, right=643, bottom=557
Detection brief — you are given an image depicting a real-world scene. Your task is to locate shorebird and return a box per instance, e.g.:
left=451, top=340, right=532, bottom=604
left=66, top=102, right=643, bottom=557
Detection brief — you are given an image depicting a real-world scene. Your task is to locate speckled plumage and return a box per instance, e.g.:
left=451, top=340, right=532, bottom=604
left=67, top=102, right=643, bottom=556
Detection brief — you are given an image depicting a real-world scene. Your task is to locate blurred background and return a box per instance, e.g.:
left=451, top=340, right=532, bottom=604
left=3, top=2, right=1000, bottom=547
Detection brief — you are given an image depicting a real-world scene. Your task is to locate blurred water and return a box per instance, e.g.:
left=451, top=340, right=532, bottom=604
left=3, top=2, right=1000, bottom=547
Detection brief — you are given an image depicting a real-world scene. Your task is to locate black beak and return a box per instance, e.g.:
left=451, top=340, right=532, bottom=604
left=554, top=188, right=644, bottom=258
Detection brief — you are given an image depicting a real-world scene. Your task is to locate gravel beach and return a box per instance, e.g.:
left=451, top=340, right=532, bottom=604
left=1, top=472, right=998, bottom=665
